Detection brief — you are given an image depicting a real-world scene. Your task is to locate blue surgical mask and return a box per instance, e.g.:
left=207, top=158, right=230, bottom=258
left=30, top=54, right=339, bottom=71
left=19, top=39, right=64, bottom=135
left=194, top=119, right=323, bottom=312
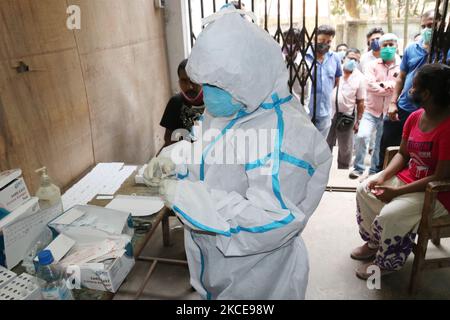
left=202, top=84, right=244, bottom=117
left=421, top=27, right=432, bottom=44
left=336, top=51, right=346, bottom=62
left=370, top=39, right=380, bottom=52
left=343, top=59, right=358, bottom=72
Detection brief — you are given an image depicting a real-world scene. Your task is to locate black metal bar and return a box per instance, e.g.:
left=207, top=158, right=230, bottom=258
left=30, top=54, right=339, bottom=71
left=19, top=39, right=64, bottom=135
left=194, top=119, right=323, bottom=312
left=439, top=0, right=449, bottom=63
left=313, top=0, right=318, bottom=124
left=213, top=0, right=216, bottom=13
left=200, top=0, right=204, bottom=19
left=264, top=0, right=268, bottom=32
left=276, top=0, right=281, bottom=42
left=429, top=0, right=442, bottom=63
left=288, top=0, right=294, bottom=93
left=188, top=0, right=194, bottom=48
left=301, top=0, right=306, bottom=105
left=251, top=0, right=254, bottom=12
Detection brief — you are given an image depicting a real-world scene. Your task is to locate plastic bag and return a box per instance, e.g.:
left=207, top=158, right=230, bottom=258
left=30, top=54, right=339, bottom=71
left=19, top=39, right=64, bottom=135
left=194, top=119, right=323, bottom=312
left=21, top=227, right=53, bottom=275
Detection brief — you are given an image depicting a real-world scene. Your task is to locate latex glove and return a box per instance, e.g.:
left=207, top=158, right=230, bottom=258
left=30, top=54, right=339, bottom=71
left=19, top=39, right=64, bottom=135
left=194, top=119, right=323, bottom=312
left=159, top=179, right=178, bottom=208
left=143, top=157, right=176, bottom=187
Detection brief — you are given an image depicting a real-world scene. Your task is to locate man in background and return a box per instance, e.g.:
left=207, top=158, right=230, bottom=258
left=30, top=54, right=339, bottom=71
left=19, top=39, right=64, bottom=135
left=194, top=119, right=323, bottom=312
left=376, top=9, right=436, bottom=172
left=306, top=25, right=342, bottom=138
left=159, top=59, right=204, bottom=149
left=327, top=48, right=365, bottom=170
left=350, top=33, right=400, bottom=179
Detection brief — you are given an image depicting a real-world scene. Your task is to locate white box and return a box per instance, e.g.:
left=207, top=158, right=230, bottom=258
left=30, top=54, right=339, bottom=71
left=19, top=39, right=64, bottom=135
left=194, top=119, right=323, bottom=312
left=0, top=169, right=31, bottom=219
left=0, top=197, right=40, bottom=231
left=78, top=252, right=135, bottom=293
left=48, top=205, right=134, bottom=239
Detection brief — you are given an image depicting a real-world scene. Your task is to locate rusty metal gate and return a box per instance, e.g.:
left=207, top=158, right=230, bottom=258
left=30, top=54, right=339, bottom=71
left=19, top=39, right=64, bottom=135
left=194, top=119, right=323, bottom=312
left=430, top=0, right=450, bottom=64
left=186, top=0, right=319, bottom=121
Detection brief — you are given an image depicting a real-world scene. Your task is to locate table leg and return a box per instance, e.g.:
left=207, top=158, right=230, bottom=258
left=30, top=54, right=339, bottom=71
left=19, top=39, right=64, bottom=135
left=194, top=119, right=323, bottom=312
left=134, top=260, right=158, bottom=300
left=162, top=211, right=171, bottom=247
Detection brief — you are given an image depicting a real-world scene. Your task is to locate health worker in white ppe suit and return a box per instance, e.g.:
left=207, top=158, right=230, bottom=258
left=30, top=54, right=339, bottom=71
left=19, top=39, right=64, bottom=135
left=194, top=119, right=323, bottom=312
left=144, top=5, right=332, bottom=299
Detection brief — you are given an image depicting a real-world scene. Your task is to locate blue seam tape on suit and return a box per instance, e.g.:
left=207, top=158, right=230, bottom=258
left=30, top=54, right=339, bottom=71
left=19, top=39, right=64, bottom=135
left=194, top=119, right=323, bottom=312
left=190, top=231, right=212, bottom=300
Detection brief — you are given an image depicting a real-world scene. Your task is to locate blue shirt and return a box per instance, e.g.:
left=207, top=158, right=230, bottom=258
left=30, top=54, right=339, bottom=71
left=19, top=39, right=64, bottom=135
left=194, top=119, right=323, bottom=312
left=397, top=41, right=428, bottom=113
left=306, top=50, right=342, bottom=118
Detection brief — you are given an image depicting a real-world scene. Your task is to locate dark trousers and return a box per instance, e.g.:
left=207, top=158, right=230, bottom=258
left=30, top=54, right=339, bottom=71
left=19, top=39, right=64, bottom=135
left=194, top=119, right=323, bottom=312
left=377, top=107, right=412, bottom=172
left=327, top=114, right=354, bottom=169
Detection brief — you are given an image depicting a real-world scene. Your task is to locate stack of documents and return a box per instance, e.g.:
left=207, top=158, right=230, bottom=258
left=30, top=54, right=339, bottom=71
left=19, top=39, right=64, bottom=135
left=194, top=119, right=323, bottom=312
left=48, top=205, right=133, bottom=238
left=105, top=195, right=164, bottom=217
left=62, top=163, right=137, bottom=211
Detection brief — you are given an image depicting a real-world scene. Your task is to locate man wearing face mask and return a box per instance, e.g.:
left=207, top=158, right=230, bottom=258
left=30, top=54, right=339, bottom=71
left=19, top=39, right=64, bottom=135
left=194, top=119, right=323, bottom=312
left=327, top=48, right=366, bottom=170
left=359, top=27, right=401, bottom=74
left=350, top=34, right=400, bottom=179
left=335, top=43, right=349, bottom=63
left=306, top=25, right=343, bottom=138
left=159, top=59, right=205, bottom=149
left=376, top=10, right=437, bottom=172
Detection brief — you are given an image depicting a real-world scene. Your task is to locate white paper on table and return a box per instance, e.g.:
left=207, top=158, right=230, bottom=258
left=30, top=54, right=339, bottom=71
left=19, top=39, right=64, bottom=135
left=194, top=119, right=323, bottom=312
left=105, top=195, right=164, bottom=217
left=61, top=162, right=136, bottom=211
left=60, top=239, right=117, bottom=266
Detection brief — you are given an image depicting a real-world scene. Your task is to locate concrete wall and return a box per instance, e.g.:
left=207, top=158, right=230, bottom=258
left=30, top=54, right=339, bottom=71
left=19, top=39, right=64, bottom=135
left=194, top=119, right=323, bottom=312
left=0, top=0, right=171, bottom=192
left=164, top=0, right=190, bottom=93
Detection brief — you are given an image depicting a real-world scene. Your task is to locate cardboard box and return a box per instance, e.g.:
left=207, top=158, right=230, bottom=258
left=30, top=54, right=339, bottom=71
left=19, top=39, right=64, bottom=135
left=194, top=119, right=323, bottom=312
left=48, top=205, right=134, bottom=239
left=0, top=197, right=41, bottom=268
left=0, top=197, right=40, bottom=231
left=78, top=252, right=135, bottom=293
left=0, top=169, right=31, bottom=220
left=46, top=205, right=135, bottom=293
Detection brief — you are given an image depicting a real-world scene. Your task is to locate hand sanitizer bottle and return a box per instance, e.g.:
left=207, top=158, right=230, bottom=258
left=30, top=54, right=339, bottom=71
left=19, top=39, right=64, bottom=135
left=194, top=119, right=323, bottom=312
left=35, top=167, right=63, bottom=213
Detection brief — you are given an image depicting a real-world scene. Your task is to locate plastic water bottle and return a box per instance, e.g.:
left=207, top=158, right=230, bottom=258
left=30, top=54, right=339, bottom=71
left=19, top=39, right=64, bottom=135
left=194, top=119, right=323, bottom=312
left=36, top=250, right=74, bottom=300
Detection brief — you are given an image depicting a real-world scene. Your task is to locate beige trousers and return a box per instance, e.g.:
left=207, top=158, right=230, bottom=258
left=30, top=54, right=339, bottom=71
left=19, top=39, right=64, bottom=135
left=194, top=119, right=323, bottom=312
left=356, top=173, right=448, bottom=271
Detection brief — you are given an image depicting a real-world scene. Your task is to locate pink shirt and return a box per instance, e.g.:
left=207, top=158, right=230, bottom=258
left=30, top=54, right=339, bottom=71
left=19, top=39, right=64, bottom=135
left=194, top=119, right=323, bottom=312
left=331, top=68, right=366, bottom=116
left=397, top=109, right=450, bottom=212
left=365, top=59, right=400, bottom=117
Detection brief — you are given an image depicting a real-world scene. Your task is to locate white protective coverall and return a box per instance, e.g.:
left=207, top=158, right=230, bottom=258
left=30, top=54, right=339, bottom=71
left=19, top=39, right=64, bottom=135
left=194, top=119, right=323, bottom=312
left=162, top=6, right=332, bottom=299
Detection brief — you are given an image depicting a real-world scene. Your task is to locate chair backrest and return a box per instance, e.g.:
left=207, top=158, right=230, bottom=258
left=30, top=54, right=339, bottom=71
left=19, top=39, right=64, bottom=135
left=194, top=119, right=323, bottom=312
left=383, top=146, right=401, bottom=169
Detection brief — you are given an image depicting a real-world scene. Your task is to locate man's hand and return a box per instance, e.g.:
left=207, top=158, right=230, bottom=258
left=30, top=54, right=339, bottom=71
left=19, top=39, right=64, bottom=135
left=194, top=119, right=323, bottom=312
left=372, top=186, right=400, bottom=203
left=353, top=120, right=360, bottom=134
left=388, top=102, right=399, bottom=121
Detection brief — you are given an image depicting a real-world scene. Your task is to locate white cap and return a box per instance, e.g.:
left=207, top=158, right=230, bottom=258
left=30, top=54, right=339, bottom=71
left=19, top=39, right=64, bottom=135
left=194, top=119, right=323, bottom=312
left=379, top=33, right=398, bottom=46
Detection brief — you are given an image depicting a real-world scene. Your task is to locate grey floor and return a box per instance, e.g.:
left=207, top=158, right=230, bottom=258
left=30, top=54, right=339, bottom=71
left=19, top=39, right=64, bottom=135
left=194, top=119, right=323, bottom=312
left=114, top=148, right=450, bottom=300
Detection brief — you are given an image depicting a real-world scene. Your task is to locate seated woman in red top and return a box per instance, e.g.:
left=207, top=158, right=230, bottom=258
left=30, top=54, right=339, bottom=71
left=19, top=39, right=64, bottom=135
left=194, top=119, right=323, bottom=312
left=351, top=63, right=450, bottom=280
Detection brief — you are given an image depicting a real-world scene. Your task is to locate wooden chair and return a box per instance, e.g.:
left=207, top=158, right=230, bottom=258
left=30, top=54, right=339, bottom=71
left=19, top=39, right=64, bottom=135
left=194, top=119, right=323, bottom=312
left=383, top=146, right=450, bottom=294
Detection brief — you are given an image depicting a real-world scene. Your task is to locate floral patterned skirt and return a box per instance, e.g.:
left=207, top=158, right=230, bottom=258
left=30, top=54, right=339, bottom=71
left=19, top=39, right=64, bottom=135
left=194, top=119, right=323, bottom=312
left=356, top=173, right=448, bottom=271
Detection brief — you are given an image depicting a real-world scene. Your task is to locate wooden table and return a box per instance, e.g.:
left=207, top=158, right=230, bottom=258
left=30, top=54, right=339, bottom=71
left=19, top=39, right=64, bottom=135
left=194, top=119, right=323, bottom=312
left=60, top=167, right=188, bottom=300
left=11, top=166, right=187, bottom=300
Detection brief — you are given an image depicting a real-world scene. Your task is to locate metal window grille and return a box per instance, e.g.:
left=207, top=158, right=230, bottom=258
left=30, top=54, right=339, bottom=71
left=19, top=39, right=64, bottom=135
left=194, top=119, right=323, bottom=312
left=186, top=0, right=319, bottom=122
left=430, top=0, right=450, bottom=64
